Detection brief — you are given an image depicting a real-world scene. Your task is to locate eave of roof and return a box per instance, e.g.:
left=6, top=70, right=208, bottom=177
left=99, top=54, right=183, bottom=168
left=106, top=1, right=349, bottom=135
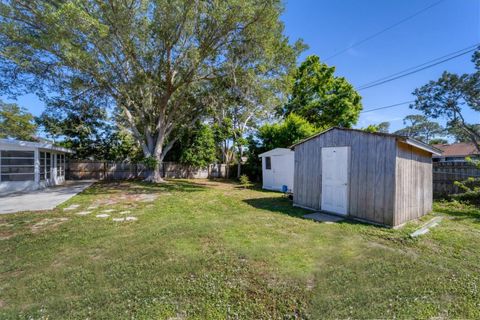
left=290, top=127, right=442, bottom=155
left=258, top=148, right=293, bottom=157
left=0, top=138, right=74, bottom=154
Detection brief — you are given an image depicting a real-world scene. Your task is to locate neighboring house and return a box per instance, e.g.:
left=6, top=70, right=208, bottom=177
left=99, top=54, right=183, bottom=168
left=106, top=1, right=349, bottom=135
left=259, top=148, right=294, bottom=192
left=0, top=139, right=73, bottom=195
left=432, top=142, right=479, bottom=162
left=291, top=127, right=442, bottom=227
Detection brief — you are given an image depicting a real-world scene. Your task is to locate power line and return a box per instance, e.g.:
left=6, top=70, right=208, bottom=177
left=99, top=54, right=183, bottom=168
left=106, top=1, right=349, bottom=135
left=358, top=44, right=479, bottom=89
left=324, top=0, right=446, bottom=61
left=357, top=45, right=479, bottom=91
left=361, top=100, right=415, bottom=114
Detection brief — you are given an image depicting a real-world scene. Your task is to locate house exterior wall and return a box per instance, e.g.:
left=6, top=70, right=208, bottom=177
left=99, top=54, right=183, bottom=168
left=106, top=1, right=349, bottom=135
left=294, top=129, right=398, bottom=226
left=394, top=142, right=433, bottom=226
left=0, top=142, right=67, bottom=195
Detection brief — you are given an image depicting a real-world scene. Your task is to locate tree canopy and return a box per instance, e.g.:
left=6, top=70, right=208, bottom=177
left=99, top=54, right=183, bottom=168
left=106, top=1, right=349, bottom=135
left=245, top=113, right=318, bottom=180
left=0, top=100, right=37, bottom=141
left=281, top=55, right=362, bottom=128
left=0, top=0, right=301, bottom=182
left=411, top=48, right=480, bottom=150
left=179, top=124, right=216, bottom=168
left=394, top=115, right=444, bottom=143
left=36, top=96, right=111, bottom=159
left=362, top=122, right=390, bottom=133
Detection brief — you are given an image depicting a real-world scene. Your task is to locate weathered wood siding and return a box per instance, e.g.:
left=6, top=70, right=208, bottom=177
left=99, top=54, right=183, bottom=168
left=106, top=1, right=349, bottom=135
left=294, top=129, right=397, bottom=225
left=394, top=143, right=433, bottom=226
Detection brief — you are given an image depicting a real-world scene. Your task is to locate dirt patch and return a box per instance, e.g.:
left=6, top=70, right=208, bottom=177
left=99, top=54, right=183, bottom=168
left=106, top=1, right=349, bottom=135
left=367, top=241, right=419, bottom=259
left=0, top=299, right=5, bottom=308
left=31, top=218, right=69, bottom=233
left=0, top=231, right=15, bottom=240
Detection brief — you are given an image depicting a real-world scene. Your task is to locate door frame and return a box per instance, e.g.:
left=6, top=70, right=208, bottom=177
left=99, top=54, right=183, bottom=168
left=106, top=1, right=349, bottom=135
left=320, top=146, right=350, bottom=216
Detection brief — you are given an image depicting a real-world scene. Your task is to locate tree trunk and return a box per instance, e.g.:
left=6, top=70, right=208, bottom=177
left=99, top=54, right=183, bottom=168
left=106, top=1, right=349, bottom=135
left=144, top=159, right=165, bottom=183
left=236, top=145, right=243, bottom=178
left=143, top=135, right=167, bottom=183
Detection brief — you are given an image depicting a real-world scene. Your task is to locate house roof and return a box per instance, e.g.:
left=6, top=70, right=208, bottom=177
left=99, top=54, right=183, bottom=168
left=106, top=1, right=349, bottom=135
left=258, top=148, right=293, bottom=157
left=290, top=127, right=442, bottom=155
left=432, top=142, right=479, bottom=157
left=0, top=138, right=74, bottom=153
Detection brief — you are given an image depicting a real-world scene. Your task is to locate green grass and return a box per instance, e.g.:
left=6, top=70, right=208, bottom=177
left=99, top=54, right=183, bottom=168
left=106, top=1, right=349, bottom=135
left=0, top=180, right=479, bottom=319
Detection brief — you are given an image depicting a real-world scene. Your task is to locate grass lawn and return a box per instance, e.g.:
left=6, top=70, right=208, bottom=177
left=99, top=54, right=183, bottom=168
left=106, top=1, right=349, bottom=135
left=0, top=180, right=479, bottom=319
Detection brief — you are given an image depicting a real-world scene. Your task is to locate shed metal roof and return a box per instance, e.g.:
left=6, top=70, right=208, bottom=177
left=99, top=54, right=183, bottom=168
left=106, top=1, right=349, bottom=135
left=258, top=148, right=293, bottom=157
left=290, top=127, right=442, bottom=155
left=0, top=138, right=74, bottom=153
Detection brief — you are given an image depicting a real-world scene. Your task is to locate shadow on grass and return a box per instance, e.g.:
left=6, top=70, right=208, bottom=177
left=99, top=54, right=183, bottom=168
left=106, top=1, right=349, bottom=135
left=243, top=197, right=312, bottom=219
left=434, top=202, right=480, bottom=224
left=243, top=197, right=392, bottom=230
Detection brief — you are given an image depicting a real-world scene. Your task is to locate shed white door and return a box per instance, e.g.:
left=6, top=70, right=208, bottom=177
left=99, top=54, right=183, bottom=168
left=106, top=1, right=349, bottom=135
left=321, top=147, right=349, bottom=215
left=263, top=156, right=274, bottom=188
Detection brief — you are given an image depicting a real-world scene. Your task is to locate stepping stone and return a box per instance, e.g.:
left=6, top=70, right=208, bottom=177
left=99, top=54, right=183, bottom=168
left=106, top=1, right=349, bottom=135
left=140, top=194, right=158, bottom=202
left=75, top=211, right=91, bottom=216
left=119, top=211, right=131, bottom=215
left=63, top=204, right=80, bottom=211
left=87, top=206, right=98, bottom=210
left=101, top=209, right=115, bottom=213
left=112, top=217, right=125, bottom=222
left=125, top=216, right=138, bottom=221
left=410, top=216, right=444, bottom=238
left=303, top=212, right=344, bottom=223
left=96, top=214, right=110, bottom=218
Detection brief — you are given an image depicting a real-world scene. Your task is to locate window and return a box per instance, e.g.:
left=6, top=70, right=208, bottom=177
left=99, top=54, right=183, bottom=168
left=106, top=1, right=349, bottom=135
left=40, top=152, right=51, bottom=180
left=265, top=156, right=271, bottom=170
left=0, top=150, right=35, bottom=181
left=57, top=154, right=65, bottom=177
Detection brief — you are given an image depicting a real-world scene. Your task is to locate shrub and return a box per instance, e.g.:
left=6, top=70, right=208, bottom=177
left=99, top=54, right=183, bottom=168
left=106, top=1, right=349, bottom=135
left=450, top=191, right=480, bottom=206
left=239, top=174, right=253, bottom=189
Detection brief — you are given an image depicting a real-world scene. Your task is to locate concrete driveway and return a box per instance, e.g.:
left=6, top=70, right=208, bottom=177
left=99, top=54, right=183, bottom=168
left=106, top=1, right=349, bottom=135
left=0, top=180, right=95, bottom=214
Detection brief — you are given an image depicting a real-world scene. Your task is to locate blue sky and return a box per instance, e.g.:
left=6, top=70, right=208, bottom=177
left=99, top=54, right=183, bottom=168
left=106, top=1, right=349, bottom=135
left=2, top=0, right=480, bottom=133
left=282, top=0, right=480, bottom=131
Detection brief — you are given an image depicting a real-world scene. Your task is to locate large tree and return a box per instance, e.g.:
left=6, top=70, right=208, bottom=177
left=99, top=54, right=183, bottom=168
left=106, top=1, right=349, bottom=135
left=281, top=55, right=362, bottom=128
left=0, top=0, right=298, bottom=182
left=411, top=48, right=480, bottom=151
left=36, top=95, right=112, bottom=159
left=0, top=100, right=37, bottom=140
left=394, top=115, right=444, bottom=143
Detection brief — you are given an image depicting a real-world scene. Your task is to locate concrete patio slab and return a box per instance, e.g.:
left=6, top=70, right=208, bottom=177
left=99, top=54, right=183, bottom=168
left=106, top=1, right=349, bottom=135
left=303, top=212, right=345, bottom=223
left=0, top=180, right=95, bottom=214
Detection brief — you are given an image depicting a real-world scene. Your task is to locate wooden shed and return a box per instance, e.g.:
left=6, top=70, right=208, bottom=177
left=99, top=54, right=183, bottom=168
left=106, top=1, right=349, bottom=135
left=292, top=127, right=442, bottom=227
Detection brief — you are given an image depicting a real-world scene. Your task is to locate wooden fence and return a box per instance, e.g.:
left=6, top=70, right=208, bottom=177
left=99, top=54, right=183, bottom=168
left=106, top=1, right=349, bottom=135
left=66, top=161, right=227, bottom=180
left=433, top=161, right=480, bottom=197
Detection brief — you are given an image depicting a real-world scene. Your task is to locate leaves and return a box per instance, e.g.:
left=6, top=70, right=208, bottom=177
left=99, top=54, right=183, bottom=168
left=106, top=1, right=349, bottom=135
left=0, top=100, right=37, bottom=141
left=411, top=48, right=480, bottom=150
left=282, top=55, right=362, bottom=128
left=0, top=0, right=299, bottom=175
left=393, top=115, right=444, bottom=143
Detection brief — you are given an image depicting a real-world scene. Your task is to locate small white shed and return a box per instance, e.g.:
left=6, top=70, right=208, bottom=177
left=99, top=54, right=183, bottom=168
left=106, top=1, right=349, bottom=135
left=259, top=148, right=294, bottom=192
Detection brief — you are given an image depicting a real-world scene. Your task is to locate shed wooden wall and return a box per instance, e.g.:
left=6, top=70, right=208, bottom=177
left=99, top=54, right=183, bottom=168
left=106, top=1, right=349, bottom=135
left=394, top=143, right=433, bottom=226
left=294, top=129, right=397, bottom=226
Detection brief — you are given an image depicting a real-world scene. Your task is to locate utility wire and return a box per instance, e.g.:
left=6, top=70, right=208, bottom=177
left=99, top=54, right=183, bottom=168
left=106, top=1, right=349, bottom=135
left=361, top=100, right=415, bottom=114
left=324, top=0, right=446, bottom=61
left=357, top=45, right=479, bottom=91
